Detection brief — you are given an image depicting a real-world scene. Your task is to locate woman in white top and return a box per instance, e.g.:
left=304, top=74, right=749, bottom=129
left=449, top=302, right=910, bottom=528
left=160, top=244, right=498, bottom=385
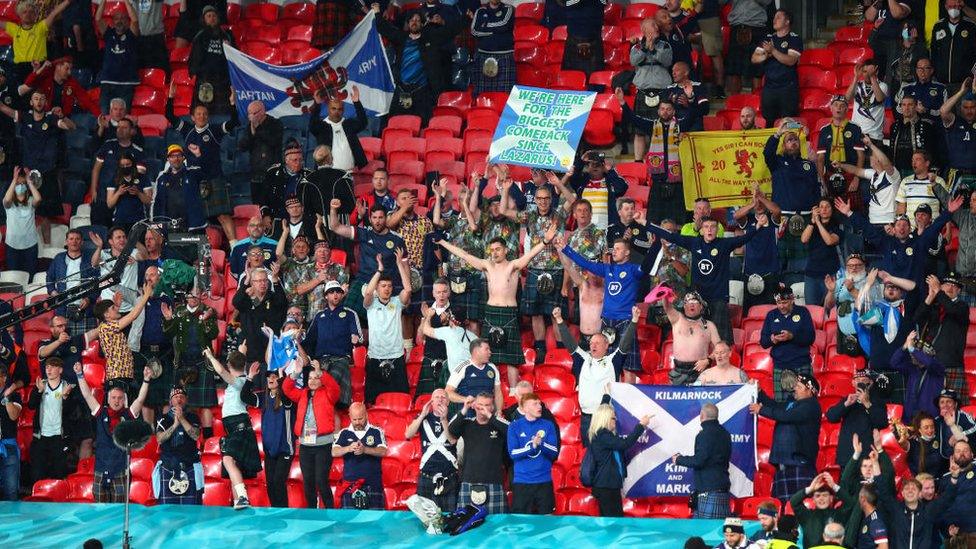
left=2, top=167, right=41, bottom=274
left=694, top=341, right=750, bottom=386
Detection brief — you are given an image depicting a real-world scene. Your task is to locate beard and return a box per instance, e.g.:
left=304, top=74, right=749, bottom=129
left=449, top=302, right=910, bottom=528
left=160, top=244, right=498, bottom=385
left=846, top=271, right=866, bottom=284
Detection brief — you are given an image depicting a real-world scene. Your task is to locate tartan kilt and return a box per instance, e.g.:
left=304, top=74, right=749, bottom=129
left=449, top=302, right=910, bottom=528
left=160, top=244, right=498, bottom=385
left=604, top=317, right=640, bottom=373
left=182, top=357, right=218, bottom=408
left=417, top=470, right=460, bottom=512
left=449, top=270, right=485, bottom=321
left=771, top=463, right=816, bottom=502
left=470, top=51, right=517, bottom=96
left=156, top=462, right=203, bottom=505
left=93, top=471, right=128, bottom=503
left=340, top=481, right=386, bottom=510
left=365, top=356, right=409, bottom=405
left=773, top=363, right=813, bottom=403
left=220, top=413, right=262, bottom=480
left=202, top=176, right=232, bottom=218
left=345, top=279, right=367, bottom=326
left=483, top=304, right=522, bottom=365
left=944, top=367, right=970, bottom=405
left=35, top=168, right=64, bottom=218
left=524, top=269, right=566, bottom=316
left=134, top=347, right=174, bottom=407
left=415, top=356, right=448, bottom=399
left=562, top=35, right=604, bottom=76
left=881, top=370, right=906, bottom=405
left=458, top=481, right=508, bottom=514
left=320, top=355, right=352, bottom=408
left=312, top=0, right=353, bottom=50
left=646, top=177, right=688, bottom=224
left=693, top=490, right=731, bottom=519
left=68, top=315, right=98, bottom=338
left=778, top=229, right=809, bottom=270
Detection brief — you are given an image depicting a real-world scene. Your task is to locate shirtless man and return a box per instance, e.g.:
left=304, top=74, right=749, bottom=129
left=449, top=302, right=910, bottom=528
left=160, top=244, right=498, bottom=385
left=436, top=223, right=558, bottom=388
left=694, top=341, right=749, bottom=385
left=663, top=290, right=721, bottom=385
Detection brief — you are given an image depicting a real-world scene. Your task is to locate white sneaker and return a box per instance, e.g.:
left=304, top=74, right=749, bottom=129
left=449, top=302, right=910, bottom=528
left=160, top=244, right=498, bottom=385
left=233, top=495, right=250, bottom=510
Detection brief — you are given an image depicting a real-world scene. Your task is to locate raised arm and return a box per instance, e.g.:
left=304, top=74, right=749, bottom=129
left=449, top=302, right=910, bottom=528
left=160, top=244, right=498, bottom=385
left=118, top=279, right=157, bottom=330
left=328, top=198, right=356, bottom=240
left=202, top=347, right=238, bottom=385
left=44, top=0, right=72, bottom=29
left=512, top=222, right=557, bottom=270
left=394, top=247, right=412, bottom=305
left=72, top=362, right=101, bottom=414
left=128, top=366, right=154, bottom=417
left=436, top=238, right=487, bottom=271
left=942, top=77, right=973, bottom=125
left=362, top=256, right=384, bottom=308
left=552, top=308, right=578, bottom=353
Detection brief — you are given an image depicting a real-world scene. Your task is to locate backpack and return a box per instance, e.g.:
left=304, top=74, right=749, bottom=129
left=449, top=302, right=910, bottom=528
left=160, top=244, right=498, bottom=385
left=579, top=447, right=599, bottom=487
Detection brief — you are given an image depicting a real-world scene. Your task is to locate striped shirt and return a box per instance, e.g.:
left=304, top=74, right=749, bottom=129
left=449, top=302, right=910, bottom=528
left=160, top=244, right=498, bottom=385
left=895, top=175, right=948, bottom=228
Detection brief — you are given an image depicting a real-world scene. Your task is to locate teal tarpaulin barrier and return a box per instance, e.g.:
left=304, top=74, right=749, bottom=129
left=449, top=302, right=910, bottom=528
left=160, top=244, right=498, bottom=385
left=0, top=502, right=759, bottom=548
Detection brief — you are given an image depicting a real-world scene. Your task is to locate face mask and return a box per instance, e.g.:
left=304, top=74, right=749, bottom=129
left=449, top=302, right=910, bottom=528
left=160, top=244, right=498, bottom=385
left=14, top=183, right=27, bottom=195
left=119, top=166, right=133, bottom=177
left=921, top=434, right=935, bottom=442
left=948, top=8, right=961, bottom=19
left=901, top=28, right=910, bottom=41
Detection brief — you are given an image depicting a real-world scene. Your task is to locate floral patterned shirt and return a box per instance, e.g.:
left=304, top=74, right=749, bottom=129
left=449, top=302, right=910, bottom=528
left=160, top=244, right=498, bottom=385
left=305, top=262, right=350, bottom=319
left=518, top=207, right=568, bottom=271
left=100, top=320, right=134, bottom=380
left=568, top=223, right=607, bottom=261
left=397, top=213, right=434, bottom=268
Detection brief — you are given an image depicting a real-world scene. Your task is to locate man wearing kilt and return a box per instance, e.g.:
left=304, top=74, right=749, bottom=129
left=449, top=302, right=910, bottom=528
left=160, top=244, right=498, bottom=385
left=333, top=402, right=388, bottom=509
left=362, top=250, right=413, bottom=405
left=328, top=198, right=406, bottom=324
left=469, top=0, right=515, bottom=97
left=749, top=373, right=822, bottom=504
left=915, top=273, right=970, bottom=404
left=302, top=281, right=362, bottom=409
left=73, top=362, right=155, bottom=503
left=153, top=386, right=203, bottom=505
left=436, top=224, right=557, bottom=389
left=164, top=88, right=239, bottom=244
left=387, top=187, right=434, bottom=352
left=414, top=281, right=456, bottom=399
left=132, top=265, right=174, bottom=426
left=46, top=229, right=100, bottom=337
left=672, top=403, right=732, bottom=519
left=435, top=185, right=485, bottom=334
left=448, top=392, right=510, bottom=514
left=312, top=0, right=357, bottom=51
left=163, top=288, right=219, bottom=439
left=405, top=389, right=459, bottom=512
left=498, top=177, right=575, bottom=364
left=759, top=284, right=816, bottom=403
left=204, top=348, right=262, bottom=510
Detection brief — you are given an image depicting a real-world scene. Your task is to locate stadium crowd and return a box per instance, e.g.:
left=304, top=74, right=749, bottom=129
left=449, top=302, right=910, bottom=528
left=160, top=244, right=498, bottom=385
left=3, top=0, right=976, bottom=547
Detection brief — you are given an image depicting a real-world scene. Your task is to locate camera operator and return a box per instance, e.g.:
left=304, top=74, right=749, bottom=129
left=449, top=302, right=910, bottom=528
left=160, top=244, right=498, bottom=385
left=826, top=367, right=890, bottom=466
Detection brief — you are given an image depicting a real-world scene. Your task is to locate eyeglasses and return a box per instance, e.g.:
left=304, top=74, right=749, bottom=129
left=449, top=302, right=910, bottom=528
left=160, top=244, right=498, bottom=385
left=535, top=196, right=552, bottom=201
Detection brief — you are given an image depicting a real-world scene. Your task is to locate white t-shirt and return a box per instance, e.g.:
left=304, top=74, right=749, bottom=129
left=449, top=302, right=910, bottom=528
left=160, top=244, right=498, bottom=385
left=39, top=380, right=66, bottom=437
left=432, top=325, right=479, bottom=373
left=864, top=168, right=901, bottom=225
left=851, top=81, right=889, bottom=139
left=366, top=295, right=405, bottom=360
left=3, top=200, right=38, bottom=250
left=98, top=248, right=142, bottom=310
left=325, top=119, right=355, bottom=171
left=222, top=376, right=248, bottom=418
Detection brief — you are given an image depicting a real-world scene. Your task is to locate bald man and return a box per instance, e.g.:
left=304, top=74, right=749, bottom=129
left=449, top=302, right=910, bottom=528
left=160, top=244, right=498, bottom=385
left=333, top=402, right=388, bottom=509
left=405, top=389, right=459, bottom=510
left=229, top=215, right=277, bottom=277
left=238, top=100, right=283, bottom=202
left=309, top=86, right=368, bottom=172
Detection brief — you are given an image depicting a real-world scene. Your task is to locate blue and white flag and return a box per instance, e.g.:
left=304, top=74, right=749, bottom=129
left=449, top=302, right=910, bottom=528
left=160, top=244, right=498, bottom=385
left=610, top=383, right=757, bottom=498
left=487, top=85, right=596, bottom=171
left=224, top=11, right=394, bottom=120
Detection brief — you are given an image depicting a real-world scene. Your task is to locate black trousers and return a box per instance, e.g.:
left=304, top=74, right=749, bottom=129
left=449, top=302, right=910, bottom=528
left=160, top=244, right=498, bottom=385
left=298, top=443, right=333, bottom=508
left=760, top=86, right=799, bottom=128
left=137, top=34, right=171, bottom=73
left=592, top=486, right=623, bottom=517
left=30, top=435, right=69, bottom=482
left=511, top=481, right=554, bottom=514
left=264, top=453, right=292, bottom=508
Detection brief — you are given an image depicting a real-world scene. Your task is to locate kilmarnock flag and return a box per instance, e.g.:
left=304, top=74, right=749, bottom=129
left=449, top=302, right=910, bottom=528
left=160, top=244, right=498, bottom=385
left=609, top=382, right=757, bottom=498
left=224, top=11, right=394, bottom=120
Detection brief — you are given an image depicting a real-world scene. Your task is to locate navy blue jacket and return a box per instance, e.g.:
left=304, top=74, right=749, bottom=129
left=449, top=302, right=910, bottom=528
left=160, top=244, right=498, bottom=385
left=760, top=305, right=816, bottom=371
left=825, top=387, right=889, bottom=466
left=588, top=424, right=644, bottom=489
left=568, top=167, right=629, bottom=227
left=764, top=135, right=821, bottom=213
left=877, top=475, right=956, bottom=549
left=758, top=392, right=821, bottom=467
left=675, top=419, right=732, bottom=493
left=847, top=210, right=951, bottom=281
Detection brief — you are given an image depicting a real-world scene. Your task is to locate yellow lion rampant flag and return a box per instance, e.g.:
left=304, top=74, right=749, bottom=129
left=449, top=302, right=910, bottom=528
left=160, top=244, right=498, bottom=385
left=678, top=128, right=806, bottom=210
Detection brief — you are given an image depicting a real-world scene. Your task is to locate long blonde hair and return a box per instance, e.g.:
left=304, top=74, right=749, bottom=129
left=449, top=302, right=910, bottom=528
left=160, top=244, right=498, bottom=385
left=588, top=404, right=616, bottom=442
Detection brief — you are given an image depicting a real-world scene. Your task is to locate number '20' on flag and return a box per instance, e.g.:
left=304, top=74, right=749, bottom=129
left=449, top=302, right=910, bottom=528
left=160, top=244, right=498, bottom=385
left=488, top=85, right=596, bottom=171
left=223, top=11, right=394, bottom=120
left=610, top=383, right=757, bottom=498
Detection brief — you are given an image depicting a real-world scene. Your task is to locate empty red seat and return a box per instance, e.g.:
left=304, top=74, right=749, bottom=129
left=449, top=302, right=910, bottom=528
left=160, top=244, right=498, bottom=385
left=583, top=108, right=616, bottom=147
left=243, top=3, right=278, bottom=22
left=515, top=45, right=546, bottom=69
left=726, top=93, right=761, bottom=111
left=434, top=91, right=471, bottom=118
left=387, top=114, right=422, bottom=135
left=798, top=66, right=838, bottom=91
left=624, top=3, right=659, bottom=20
left=799, top=48, right=835, bottom=69
left=703, top=115, right=728, bottom=131
left=129, top=457, right=155, bottom=481
left=374, top=392, right=413, bottom=413
left=130, top=86, right=164, bottom=115
left=833, top=25, right=866, bottom=42
left=514, top=24, right=549, bottom=44
left=66, top=473, right=94, bottom=502
left=840, top=46, right=873, bottom=64
left=282, top=2, right=314, bottom=20
left=475, top=91, right=509, bottom=113
left=129, top=480, right=155, bottom=505
left=30, top=479, right=70, bottom=502
left=426, top=115, right=462, bottom=137
left=515, top=2, right=545, bottom=23
left=534, top=366, right=577, bottom=396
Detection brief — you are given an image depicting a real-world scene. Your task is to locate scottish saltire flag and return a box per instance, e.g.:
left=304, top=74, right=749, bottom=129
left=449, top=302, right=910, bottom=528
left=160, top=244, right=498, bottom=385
left=224, top=11, right=394, bottom=120
left=488, top=85, right=596, bottom=171
left=610, top=383, right=757, bottom=498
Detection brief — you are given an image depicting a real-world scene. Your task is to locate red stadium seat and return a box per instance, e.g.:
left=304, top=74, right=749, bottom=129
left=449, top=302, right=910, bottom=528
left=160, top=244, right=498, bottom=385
left=561, top=488, right=600, bottom=516
left=800, top=89, right=833, bottom=110
left=819, top=372, right=853, bottom=398
left=834, top=25, right=866, bottom=43
left=253, top=25, right=282, bottom=45
left=515, top=45, right=546, bottom=69
left=534, top=366, right=577, bottom=396
left=624, top=3, right=658, bottom=20
left=29, top=479, right=70, bottom=502
left=798, top=66, right=837, bottom=91
left=425, top=115, right=462, bottom=137
left=648, top=499, right=692, bottom=518
left=374, top=392, right=413, bottom=414
left=840, top=46, right=873, bottom=64
left=475, top=91, right=510, bottom=113
left=286, top=24, right=312, bottom=42
left=551, top=25, right=568, bottom=41
left=434, top=90, right=471, bottom=118
left=740, top=496, right=781, bottom=519
left=244, top=482, right=270, bottom=507
left=514, top=24, right=549, bottom=44
left=583, top=109, right=616, bottom=147
left=129, top=480, right=155, bottom=505
left=129, top=457, right=154, bottom=481
left=137, top=114, right=169, bottom=136
left=130, top=86, right=165, bottom=115
left=603, top=2, right=623, bottom=24
left=602, top=25, right=623, bottom=46
left=286, top=479, right=307, bottom=507
left=547, top=397, right=580, bottom=423
left=743, top=353, right=773, bottom=375
left=387, top=114, right=422, bottom=135
left=66, top=473, right=94, bottom=502
left=201, top=453, right=223, bottom=479
left=243, top=2, right=278, bottom=22
left=282, top=2, right=314, bottom=20
left=726, top=94, right=761, bottom=111
left=426, top=136, right=463, bottom=159
left=799, top=48, right=835, bottom=69
left=703, top=115, right=728, bottom=131
left=587, top=70, right=617, bottom=93
left=515, top=2, right=544, bottom=23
